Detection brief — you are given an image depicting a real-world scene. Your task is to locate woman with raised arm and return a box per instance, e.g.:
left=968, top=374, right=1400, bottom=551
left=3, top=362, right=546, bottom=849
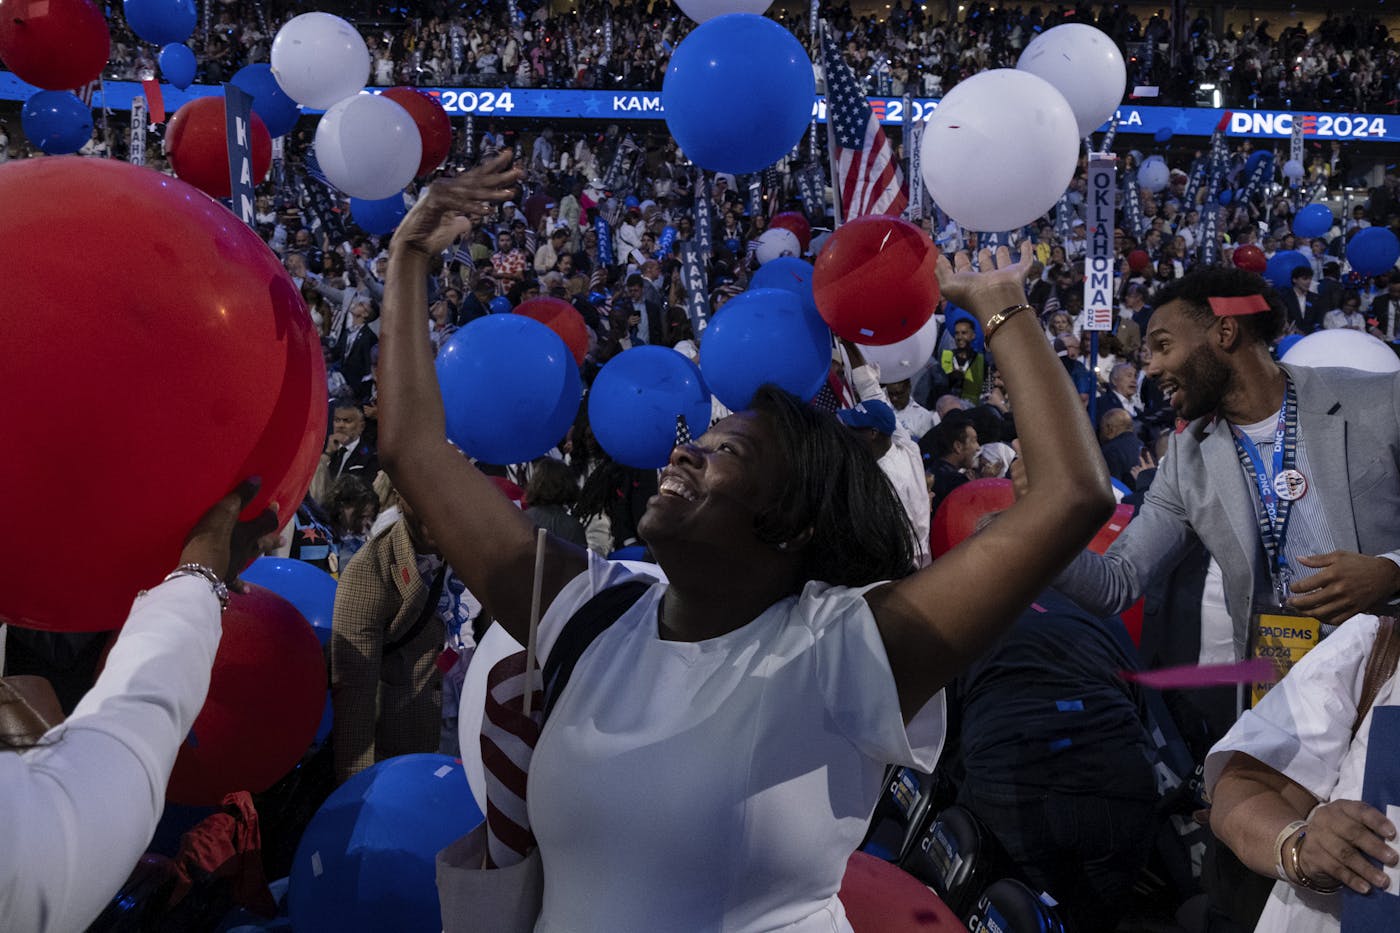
left=378, top=152, right=1114, bottom=932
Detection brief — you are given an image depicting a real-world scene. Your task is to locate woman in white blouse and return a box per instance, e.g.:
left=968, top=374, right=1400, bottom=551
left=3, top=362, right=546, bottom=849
left=378, top=153, right=1114, bottom=931
left=1, top=483, right=278, bottom=933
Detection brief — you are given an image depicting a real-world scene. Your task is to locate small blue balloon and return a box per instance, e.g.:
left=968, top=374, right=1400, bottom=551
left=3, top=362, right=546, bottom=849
left=231, top=62, right=302, bottom=138
left=1218, top=189, right=1234, bottom=206
left=589, top=346, right=713, bottom=469
left=123, top=0, right=197, bottom=47
left=436, top=315, right=582, bottom=465
left=662, top=14, right=815, bottom=174
left=1244, top=150, right=1271, bottom=174
left=350, top=193, right=408, bottom=235
left=1293, top=203, right=1334, bottom=240
left=1347, top=226, right=1400, bottom=277
left=749, top=256, right=817, bottom=318
left=21, top=91, right=92, bottom=155
left=289, top=755, right=483, bottom=933
left=1264, top=250, right=1314, bottom=290
left=488, top=295, right=513, bottom=314
left=700, top=287, right=830, bottom=411
left=159, top=43, right=197, bottom=90
left=1274, top=334, right=1304, bottom=360
left=240, top=557, right=337, bottom=646
left=1153, top=127, right=1174, bottom=144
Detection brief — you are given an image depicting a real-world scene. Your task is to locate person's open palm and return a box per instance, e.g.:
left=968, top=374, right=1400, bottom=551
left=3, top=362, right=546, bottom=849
left=392, top=151, right=523, bottom=259
left=936, top=242, right=1034, bottom=326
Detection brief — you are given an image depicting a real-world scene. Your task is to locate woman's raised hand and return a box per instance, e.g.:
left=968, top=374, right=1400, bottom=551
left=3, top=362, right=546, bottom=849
left=935, top=241, right=1034, bottom=325
left=390, top=151, right=524, bottom=260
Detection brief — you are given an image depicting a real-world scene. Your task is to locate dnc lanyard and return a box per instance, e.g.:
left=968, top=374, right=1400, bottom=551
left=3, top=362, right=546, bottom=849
left=1229, top=380, right=1299, bottom=602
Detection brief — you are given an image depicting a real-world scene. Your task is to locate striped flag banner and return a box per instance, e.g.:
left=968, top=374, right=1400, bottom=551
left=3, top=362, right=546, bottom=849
left=819, top=20, right=907, bottom=220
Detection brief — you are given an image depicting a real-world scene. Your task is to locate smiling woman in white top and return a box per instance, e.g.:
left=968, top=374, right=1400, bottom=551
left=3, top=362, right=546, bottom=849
left=377, top=153, right=1114, bottom=931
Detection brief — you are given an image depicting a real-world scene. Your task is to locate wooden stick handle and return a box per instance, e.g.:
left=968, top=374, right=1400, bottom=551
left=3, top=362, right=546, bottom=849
left=522, top=527, right=547, bottom=717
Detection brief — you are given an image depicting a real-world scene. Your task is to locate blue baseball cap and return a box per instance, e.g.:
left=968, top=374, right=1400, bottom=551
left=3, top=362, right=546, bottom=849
left=837, top=400, right=896, bottom=436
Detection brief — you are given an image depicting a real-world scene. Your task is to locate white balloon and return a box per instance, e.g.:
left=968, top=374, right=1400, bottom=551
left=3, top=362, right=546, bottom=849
left=754, top=227, right=801, bottom=265
left=920, top=69, right=1079, bottom=233
left=1282, top=330, right=1400, bottom=374
left=314, top=94, right=422, bottom=200
left=1017, top=23, right=1127, bottom=137
left=1139, top=156, right=1170, bottom=193
left=271, top=12, right=370, bottom=110
left=675, top=0, right=773, bottom=24
left=1282, top=159, right=1306, bottom=181
left=859, top=314, right=940, bottom=384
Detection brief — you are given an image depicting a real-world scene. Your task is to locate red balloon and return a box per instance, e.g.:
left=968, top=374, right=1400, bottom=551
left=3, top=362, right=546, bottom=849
left=839, top=852, right=961, bottom=931
left=514, top=297, right=590, bottom=366
left=0, top=158, right=325, bottom=632
left=1233, top=243, right=1267, bottom=274
left=929, top=478, right=1015, bottom=559
left=769, top=211, right=811, bottom=252
left=813, top=215, right=939, bottom=346
left=1127, top=249, right=1151, bottom=273
left=0, top=0, right=109, bottom=91
left=381, top=86, right=453, bottom=178
left=166, top=585, right=326, bottom=805
left=166, top=97, right=273, bottom=200
left=1088, top=502, right=1136, bottom=555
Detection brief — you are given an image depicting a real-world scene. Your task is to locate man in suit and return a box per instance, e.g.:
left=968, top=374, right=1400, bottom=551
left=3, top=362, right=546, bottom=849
left=1367, top=276, right=1400, bottom=349
left=1049, top=266, right=1400, bottom=658
left=1277, top=264, right=1316, bottom=333
left=1099, top=408, right=1145, bottom=489
left=621, top=273, right=666, bottom=346
left=310, top=402, right=379, bottom=504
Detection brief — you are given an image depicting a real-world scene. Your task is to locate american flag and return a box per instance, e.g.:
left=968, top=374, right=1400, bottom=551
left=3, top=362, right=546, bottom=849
left=820, top=22, right=908, bottom=220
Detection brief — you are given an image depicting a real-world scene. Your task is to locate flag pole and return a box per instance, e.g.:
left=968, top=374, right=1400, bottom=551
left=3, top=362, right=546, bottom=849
left=819, top=19, right=844, bottom=228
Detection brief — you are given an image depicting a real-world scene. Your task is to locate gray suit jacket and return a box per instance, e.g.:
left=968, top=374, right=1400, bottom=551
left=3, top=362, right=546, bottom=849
left=1057, top=363, right=1400, bottom=659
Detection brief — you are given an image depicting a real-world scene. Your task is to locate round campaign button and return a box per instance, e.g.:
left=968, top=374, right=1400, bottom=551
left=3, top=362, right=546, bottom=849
left=1273, top=468, right=1308, bottom=501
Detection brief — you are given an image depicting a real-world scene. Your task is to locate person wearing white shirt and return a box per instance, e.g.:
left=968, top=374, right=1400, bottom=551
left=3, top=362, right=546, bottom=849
left=0, top=482, right=278, bottom=933
left=885, top=378, right=938, bottom=442
left=1322, top=292, right=1367, bottom=332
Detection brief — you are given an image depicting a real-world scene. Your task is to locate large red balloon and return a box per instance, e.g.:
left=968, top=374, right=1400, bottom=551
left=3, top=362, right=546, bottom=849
left=0, top=0, right=109, bottom=91
left=381, top=86, right=453, bottom=178
left=0, top=158, right=325, bottom=632
left=166, top=585, right=326, bottom=805
left=813, top=215, right=939, bottom=346
left=1233, top=243, right=1267, bottom=274
left=929, top=478, right=1015, bottom=559
left=514, top=297, right=590, bottom=366
left=166, top=97, right=273, bottom=200
left=769, top=211, right=812, bottom=252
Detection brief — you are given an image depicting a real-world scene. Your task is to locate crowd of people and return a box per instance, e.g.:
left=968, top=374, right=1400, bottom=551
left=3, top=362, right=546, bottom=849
left=80, top=1, right=1400, bottom=113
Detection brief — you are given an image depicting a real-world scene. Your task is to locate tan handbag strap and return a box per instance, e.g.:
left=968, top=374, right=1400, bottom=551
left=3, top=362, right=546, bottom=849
left=0, top=676, right=64, bottom=749
left=1352, top=617, right=1400, bottom=743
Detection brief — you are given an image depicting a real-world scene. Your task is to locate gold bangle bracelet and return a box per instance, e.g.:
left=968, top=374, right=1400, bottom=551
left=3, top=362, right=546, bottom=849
left=1290, top=830, right=1343, bottom=894
left=983, top=303, right=1034, bottom=343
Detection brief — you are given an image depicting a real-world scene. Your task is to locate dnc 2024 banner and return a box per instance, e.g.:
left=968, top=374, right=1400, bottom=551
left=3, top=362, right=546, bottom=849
left=3, top=72, right=1397, bottom=142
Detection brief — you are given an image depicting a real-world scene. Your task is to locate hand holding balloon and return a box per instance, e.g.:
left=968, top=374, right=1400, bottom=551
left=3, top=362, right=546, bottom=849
left=390, top=151, right=522, bottom=260
left=181, top=479, right=281, bottom=589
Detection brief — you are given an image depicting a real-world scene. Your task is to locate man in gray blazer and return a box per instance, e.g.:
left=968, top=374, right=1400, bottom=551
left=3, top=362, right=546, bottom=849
left=1053, top=267, right=1400, bottom=660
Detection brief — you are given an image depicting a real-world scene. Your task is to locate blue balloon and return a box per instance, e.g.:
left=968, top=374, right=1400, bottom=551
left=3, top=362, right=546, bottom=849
left=1274, top=334, right=1304, bottom=360
left=231, top=63, right=302, bottom=138
left=436, top=315, right=582, bottom=465
left=289, top=755, right=483, bottom=933
left=240, top=557, right=337, bottom=646
left=123, top=0, right=197, bottom=47
left=1153, top=127, right=1174, bottom=144
left=1244, top=150, right=1271, bottom=175
left=749, top=256, right=817, bottom=318
left=608, top=545, right=651, bottom=562
left=488, top=295, right=513, bottom=314
left=1347, top=226, right=1400, bottom=277
left=662, top=14, right=815, bottom=174
left=351, top=193, right=408, bottom=235
left=159, top=43, right=197, bottom=90
left=1264, top=250, right=1314, bottom=290
left=1293, top=203, right=1334, bottom=240
left=21, top=91, right=92, bottom=155
left=589, top=346, right=713, bottom=469
left=699, top=287, right=830, bottom=411
left=1218, top=189, right=1234, bottom=206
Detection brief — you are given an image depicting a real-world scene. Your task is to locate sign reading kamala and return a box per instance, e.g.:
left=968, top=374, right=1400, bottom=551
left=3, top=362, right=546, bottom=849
left=2, top=73, right=1395, bottom=141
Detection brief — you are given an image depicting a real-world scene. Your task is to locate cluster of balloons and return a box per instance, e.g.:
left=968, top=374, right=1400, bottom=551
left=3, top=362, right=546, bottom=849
left=240, top=556, right=338, bottom=645
left=0, top=0, right=111, bottom=154
left=264, top=12, right=451, bottom=213
left=923, top=23, right=1125, bottom=232
left=662, top=14, right=814, bottom=174
left=0, top=158, right=326, bottom=633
